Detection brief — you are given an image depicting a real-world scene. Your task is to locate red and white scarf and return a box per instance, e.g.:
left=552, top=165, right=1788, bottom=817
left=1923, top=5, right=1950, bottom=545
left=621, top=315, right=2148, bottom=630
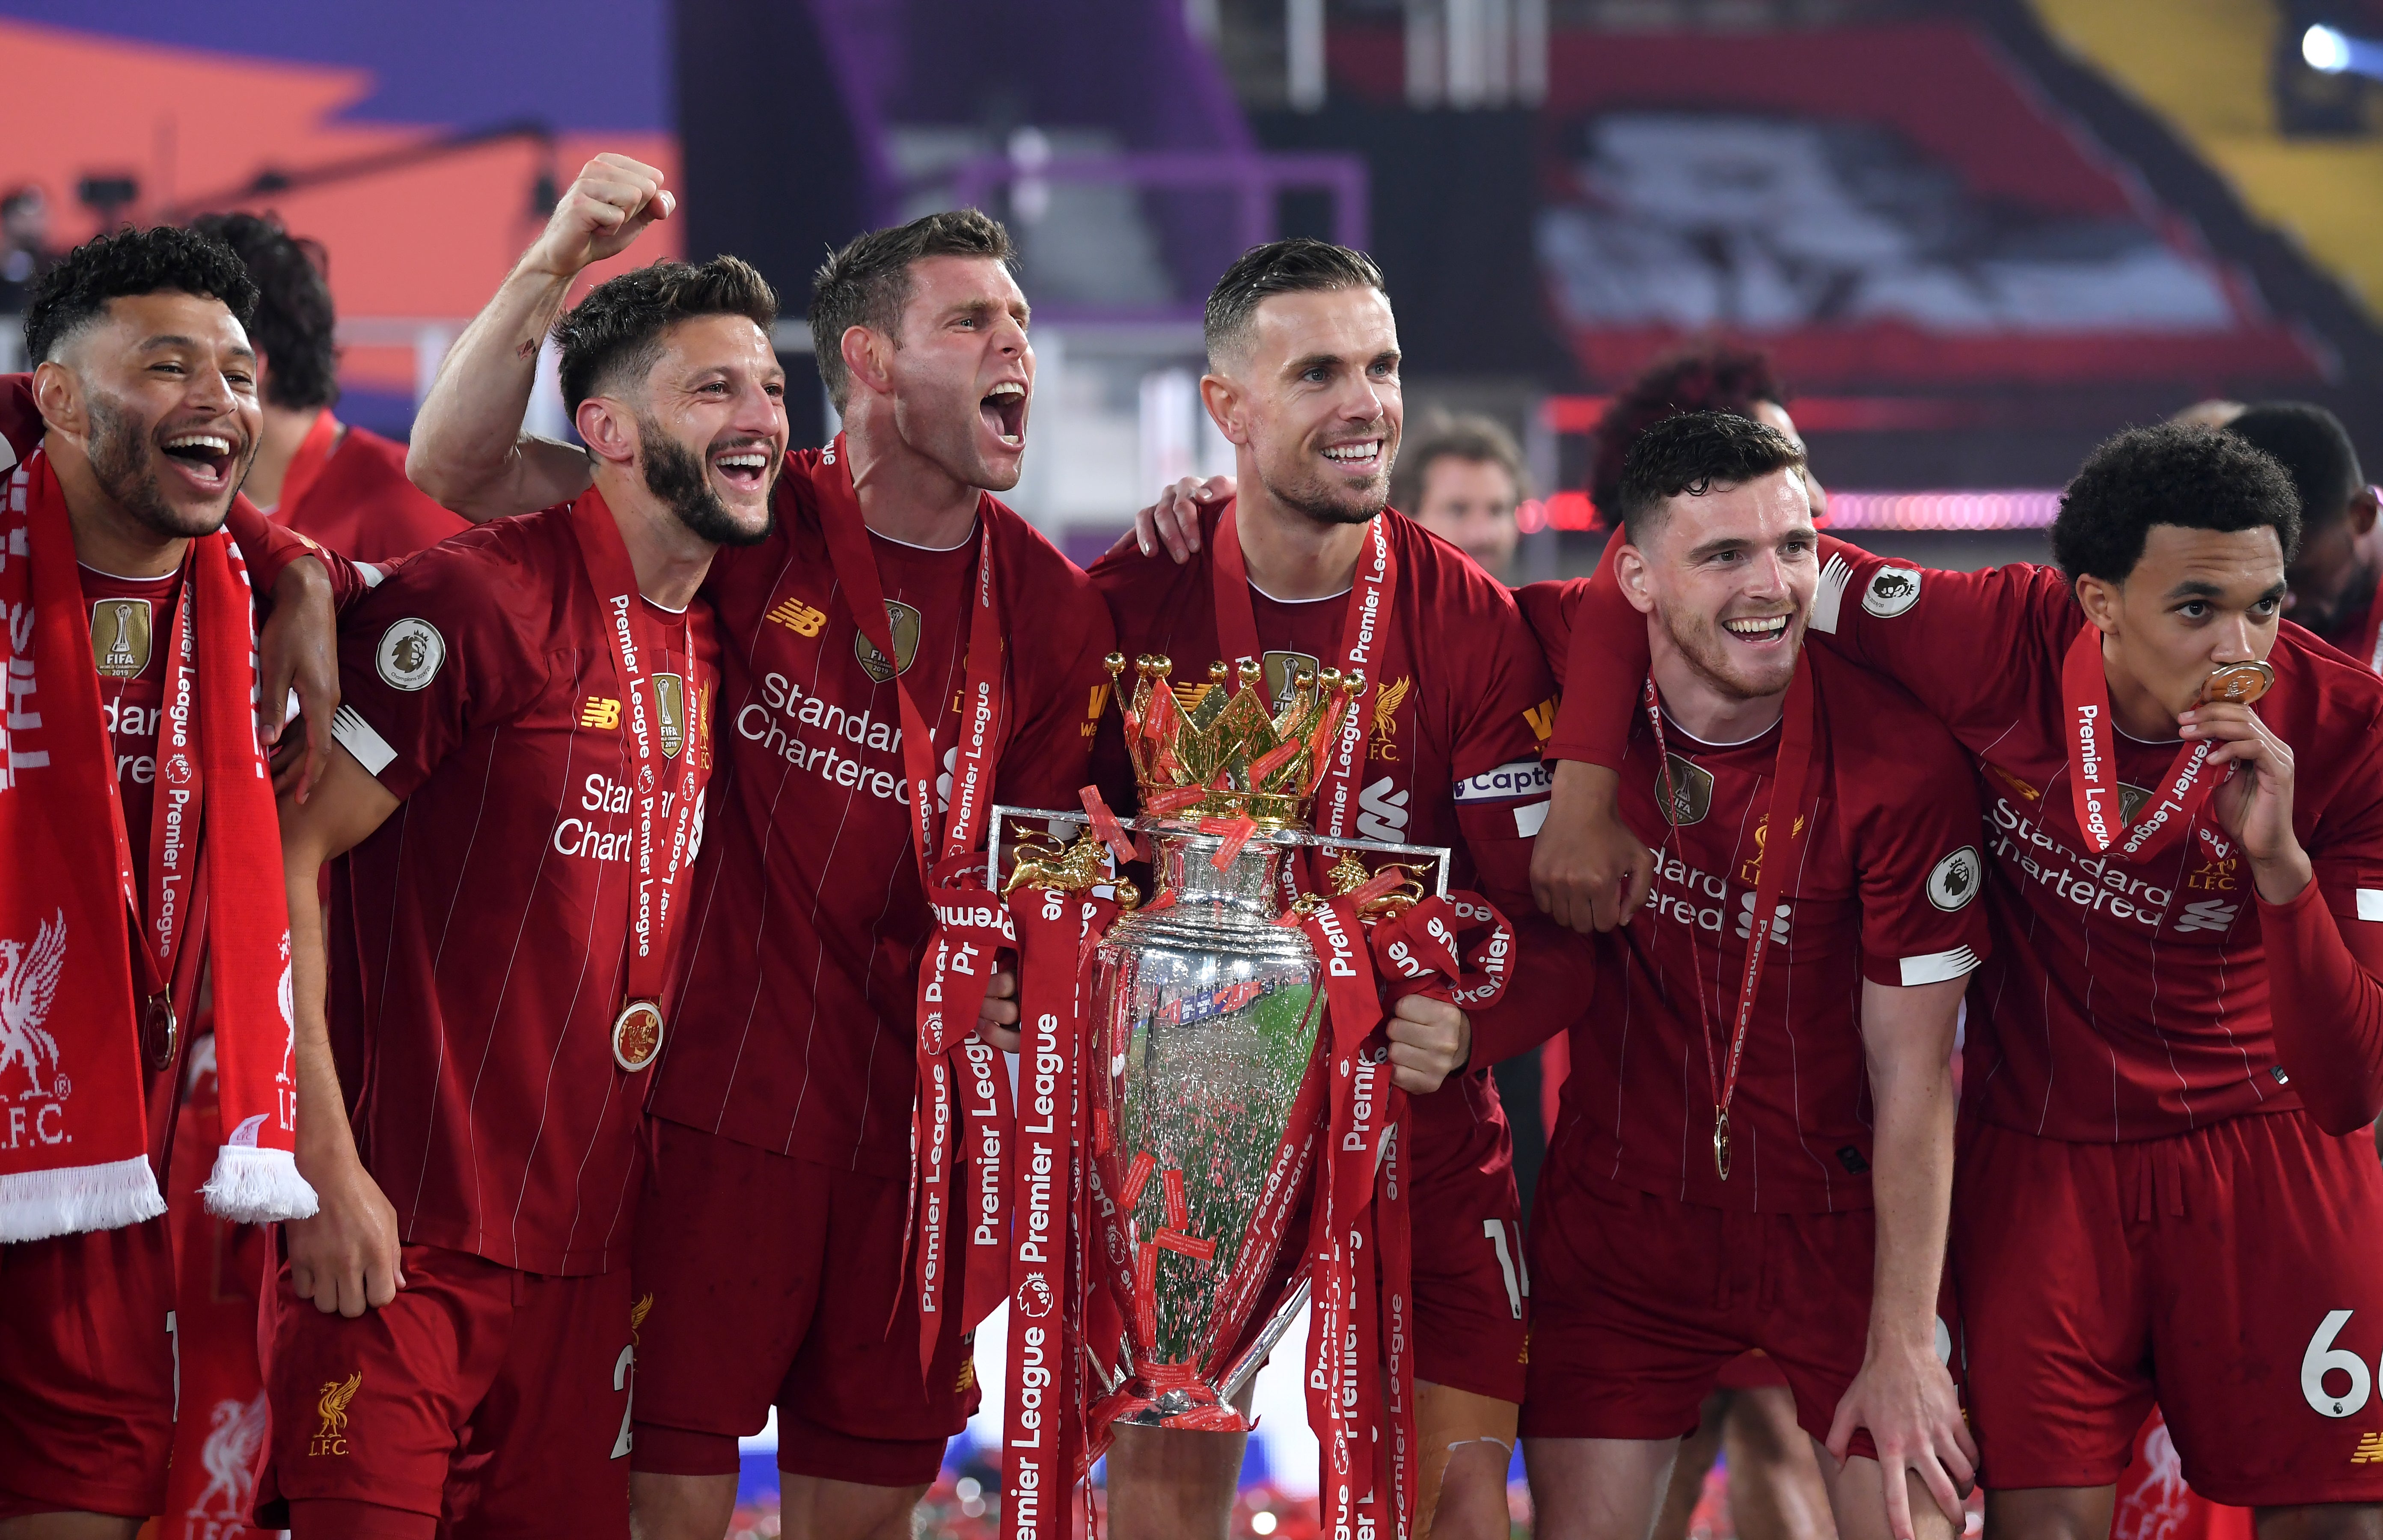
left=0, top=450, right=312, bottom=1240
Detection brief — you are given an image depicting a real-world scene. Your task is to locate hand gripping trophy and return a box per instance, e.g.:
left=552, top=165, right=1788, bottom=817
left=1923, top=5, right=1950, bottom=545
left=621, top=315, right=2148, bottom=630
left=984, top=651, right=1517, bottom=1540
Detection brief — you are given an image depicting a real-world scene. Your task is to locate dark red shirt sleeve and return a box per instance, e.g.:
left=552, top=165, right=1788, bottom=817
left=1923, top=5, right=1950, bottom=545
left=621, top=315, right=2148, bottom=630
left=1467, top=910, right=1594, bottom=1067
left=2258, top=880, right=2383, bottom=1133
left=224, top=496, right=373, bottom=612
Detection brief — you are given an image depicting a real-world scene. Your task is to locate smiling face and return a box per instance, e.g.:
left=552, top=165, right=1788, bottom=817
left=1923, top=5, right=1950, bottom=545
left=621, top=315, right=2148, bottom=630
left=2079, top=524, right=2287, bottom=721
left=1209, top=286, right=1401, bottom=528
left=1622, top=466, right=1818, bottom=705
left=879, top=255, right=1032, bottom=492
left=593, top=311, right=787, bottom=547
left=42, top=289, right=261, bottom=538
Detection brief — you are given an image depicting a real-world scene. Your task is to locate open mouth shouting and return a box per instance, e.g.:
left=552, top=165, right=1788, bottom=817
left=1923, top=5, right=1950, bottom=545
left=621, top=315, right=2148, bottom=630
left=710, top=439, right=776, bottom=495
left=157, top=426, right=247, bottom=497
left=980, top=380, right=1027, bottom=448
left=1321, top=437, right=1385, bottom=476
left=1721, top=612, right=1793, bottom=646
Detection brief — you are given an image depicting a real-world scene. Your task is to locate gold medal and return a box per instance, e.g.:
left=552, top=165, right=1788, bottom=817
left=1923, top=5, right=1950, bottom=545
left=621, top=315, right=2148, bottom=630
left=612, top=1000, right=664, bottom=1073
left=2200, top=660, right=2275, bottom=706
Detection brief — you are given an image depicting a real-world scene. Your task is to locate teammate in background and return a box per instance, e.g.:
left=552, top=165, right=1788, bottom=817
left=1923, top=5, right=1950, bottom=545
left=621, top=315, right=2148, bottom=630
left=1086, top=238, right=1572, bottom=1540
left=2223, top=403, right=2383, bottom=671
left=1536, top=424, right=2383, bottom=1540
left=404, top=156, right=1114, bottom=1540
left=1394, top=412, right=1527, bottom=582
left=189, top=212, right=467, bottom=562
left=0, top=226, right=339, bottom=1540
left=1590, top=343, right=1821, bottom=525
left=261, top=253, right=780, bottom=1538
left=2171, top=399, right=2247, bottom=432
left=1512, top=413, right=1980, bottom=1540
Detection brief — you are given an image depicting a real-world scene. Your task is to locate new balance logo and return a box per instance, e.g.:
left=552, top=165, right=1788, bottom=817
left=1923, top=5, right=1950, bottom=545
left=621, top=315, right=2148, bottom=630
left=580, top=697, right=621, bottom=730
left=767, top=597, right=827, bottom=637
left=2173, top=898, right=2239, bottom=935
left=2353, top=1432, right=2383, bottom=1463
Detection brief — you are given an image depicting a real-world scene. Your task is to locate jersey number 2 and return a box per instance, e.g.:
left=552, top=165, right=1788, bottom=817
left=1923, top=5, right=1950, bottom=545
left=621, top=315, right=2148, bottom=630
left=612, top=1343, right=636, bottom=1457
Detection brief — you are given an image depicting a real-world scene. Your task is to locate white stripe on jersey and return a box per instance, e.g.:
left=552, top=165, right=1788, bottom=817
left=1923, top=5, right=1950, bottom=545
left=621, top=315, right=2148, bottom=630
left=2358, top=889, right=2383, bottom=922
left=1810, top=551, right=1856, bottom=636
left=332, top=704, right=398, bottom=775
left=1900, top=943, right=1982, bottom=987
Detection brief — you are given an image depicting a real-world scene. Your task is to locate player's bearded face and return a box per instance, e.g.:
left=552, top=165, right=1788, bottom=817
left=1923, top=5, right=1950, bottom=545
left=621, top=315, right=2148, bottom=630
left=1644, top=468, right=1818, bottom=702
left=66, top=292, right=260, bottom=539
left=1233, top=289, right=1402, bottom=529
left=2095, top=524, right=2285, bottom=718
left=884, top=256, right=1033, bottom=493
left=635, top=315, right=787, bottom=548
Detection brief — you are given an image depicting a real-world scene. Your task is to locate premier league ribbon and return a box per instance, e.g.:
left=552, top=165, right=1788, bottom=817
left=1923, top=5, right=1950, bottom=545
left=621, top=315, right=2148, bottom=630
left=1642, top=655, right=1814, bottom=1180
left=808, top=435, right=1017, bottom=1377
left=2060, top=622, right=2230, bottom=864
left=565, top=489, right=705, bottom=1076
left=1003, top=884, right=1116, bottom=1540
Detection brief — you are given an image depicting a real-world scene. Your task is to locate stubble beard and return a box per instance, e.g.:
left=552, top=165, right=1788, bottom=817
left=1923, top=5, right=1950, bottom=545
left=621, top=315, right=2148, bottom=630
left=87, top=393, right=232, bottom=538
left=640, top=419, right=775, bottom=548
left=1662, top=602, right=1798, bottom=705
left=1257, top=439, right=1390, bottom=529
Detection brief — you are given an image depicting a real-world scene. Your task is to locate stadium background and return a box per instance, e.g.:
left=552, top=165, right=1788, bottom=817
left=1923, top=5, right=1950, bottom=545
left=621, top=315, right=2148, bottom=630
left=8, top=2, right=2382, bottom=1536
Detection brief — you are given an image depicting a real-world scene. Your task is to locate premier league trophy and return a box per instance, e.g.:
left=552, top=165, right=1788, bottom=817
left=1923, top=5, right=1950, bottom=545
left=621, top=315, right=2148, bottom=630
left=994, top=652, right=1452, bottom=1437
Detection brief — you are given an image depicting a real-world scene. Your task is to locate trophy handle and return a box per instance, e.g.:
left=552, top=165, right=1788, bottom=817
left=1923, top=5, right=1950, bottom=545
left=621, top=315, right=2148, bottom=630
left=1216, top=1272, right=1312, bottom=1406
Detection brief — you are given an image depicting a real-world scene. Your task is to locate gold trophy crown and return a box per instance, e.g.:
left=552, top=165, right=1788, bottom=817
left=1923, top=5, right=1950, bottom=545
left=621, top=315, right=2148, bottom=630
left=1108, top=651, right=1362, bottom=830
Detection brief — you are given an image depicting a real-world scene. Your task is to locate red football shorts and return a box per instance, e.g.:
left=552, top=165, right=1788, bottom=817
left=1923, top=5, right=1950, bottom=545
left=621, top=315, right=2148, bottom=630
left=1408, top=1159, right=1529, bottom=1405
left=1521, top=1171, right=1912, bottom=1460
left=256, top=1242, right=635, bottom=1536
left=1954, top=1110, right=2383, bottom=1505
left=0, top=1216, right=175, bottom=1521
left=630, top=1119, right=976, bottom=1489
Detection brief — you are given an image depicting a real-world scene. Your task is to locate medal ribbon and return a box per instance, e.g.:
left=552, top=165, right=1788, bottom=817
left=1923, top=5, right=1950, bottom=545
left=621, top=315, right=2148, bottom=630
left=563, top=490, right=703, bottom=1024
left=1003, top=886, right=1113, bottom=1540
left=1642, top=655, right=1815, bottom=1180
left=94, top=557, right=200, bottom=1067
left=1209, top=501, right=1397, bottom=845
left=808, top=437, right=1016, bottom=1376
left=2060, top=622, right=2225, bottom=863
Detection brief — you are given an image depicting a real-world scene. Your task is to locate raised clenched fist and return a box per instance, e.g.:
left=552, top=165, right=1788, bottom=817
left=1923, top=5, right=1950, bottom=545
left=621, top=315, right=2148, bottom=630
left=521, top=153, right=675, bottom=280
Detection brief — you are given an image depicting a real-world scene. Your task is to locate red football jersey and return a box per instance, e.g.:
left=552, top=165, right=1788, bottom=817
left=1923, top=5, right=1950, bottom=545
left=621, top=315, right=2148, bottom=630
left=325, top=505, right=719, bottom=1275
left=648, top=448, right=1116, bottom=1177
left=1087, top=504, right=1559, bottom=1191
left=272, top=419, right=467, bottom=565
left=1559, top=544, right=2383, bottom=1143
left=1519, top=586, right=1987, bottom=1211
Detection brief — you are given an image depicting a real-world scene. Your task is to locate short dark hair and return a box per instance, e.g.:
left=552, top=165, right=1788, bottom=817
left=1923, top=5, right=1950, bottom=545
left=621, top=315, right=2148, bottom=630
left=24, top=225, right=258, bottom=367
left=808, top=209, right=1016, bottom=411
left=555, top=256, right=780, bottom=416
left=1392, top=412, right=1528, bottom=511
left=2052, top=423, right=2302, bottom=583
left=1205, top=238, right=1389, bottom=367
left=1592, top=342, right=1788, bottom=520
left=2224, top=401, right=2365, bottom=530
left=188, top=211, right=339, bottom=411
left=1613, top=410, right=1807, bottom=547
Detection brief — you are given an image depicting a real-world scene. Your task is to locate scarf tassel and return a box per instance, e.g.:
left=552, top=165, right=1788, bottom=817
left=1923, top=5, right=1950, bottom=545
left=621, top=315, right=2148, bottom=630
left=201, top=1138, right=318, bottom=1225
left=0, top=1154, right=166, bottom=1243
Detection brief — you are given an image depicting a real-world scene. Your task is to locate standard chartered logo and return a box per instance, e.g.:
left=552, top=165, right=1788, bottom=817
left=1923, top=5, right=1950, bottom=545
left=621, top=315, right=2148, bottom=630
left=735, top=672, right=915, bottom=806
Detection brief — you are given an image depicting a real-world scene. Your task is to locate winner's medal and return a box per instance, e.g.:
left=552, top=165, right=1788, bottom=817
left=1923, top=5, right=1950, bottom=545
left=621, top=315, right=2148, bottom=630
left=2201, top=660, right=2275, bottom=706
left=612, top=1000, right=664, bottom=1072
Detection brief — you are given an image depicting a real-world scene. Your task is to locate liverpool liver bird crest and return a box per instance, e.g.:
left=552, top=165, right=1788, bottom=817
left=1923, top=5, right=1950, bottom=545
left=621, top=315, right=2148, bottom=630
left=0, top=909, right=67, bottom=1097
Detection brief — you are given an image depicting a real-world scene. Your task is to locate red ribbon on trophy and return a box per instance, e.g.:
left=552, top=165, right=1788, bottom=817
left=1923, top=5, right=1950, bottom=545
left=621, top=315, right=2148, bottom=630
left=1002, top=884, right=1118, bottom=1540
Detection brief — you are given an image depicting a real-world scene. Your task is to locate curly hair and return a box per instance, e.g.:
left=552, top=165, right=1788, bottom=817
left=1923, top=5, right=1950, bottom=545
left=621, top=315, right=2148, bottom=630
left=1205, top=238, right=1390, bottom=371
left=1591, top=342, right=1787, bottom=520
left=555, top=256, right=780, bottom=415
left=1613, top=410, right=1807, bottom=547
left=808, top=208, right=1015, bottom=412
left=188, top=211, right=339, bottom=411
left=24, top=224, right=258, bottom=366
left=2052, top=423, right=2302, bottom=584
